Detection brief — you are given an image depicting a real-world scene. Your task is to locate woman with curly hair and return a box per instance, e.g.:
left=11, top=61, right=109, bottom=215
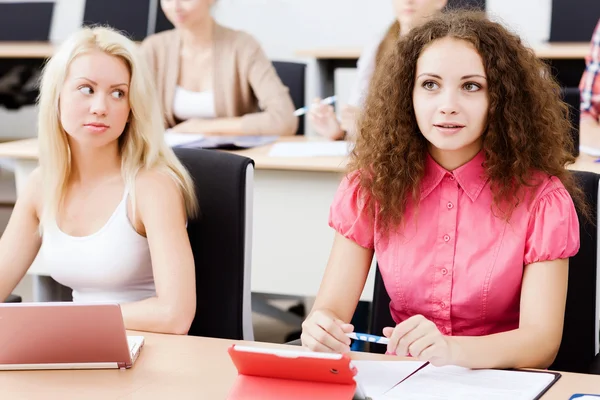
left=301, top=10, right=584, bottom=369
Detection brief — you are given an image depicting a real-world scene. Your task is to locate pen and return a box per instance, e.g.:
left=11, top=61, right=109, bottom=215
left=293, top=95, right=337, bottom=117
left=346, top=332, right=390, bottom=345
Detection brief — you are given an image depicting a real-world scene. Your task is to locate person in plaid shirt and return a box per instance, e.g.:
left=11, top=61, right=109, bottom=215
left=580, top=19, right=600, bottom=153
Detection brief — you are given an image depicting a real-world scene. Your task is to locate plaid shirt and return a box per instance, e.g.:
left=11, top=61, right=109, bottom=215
left=580, top=19, right=600, bottom=122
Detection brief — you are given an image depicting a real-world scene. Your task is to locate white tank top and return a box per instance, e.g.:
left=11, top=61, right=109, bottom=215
left=173, top=86, right=216, bottom=121
left=39, top=189, right=156, bottom=304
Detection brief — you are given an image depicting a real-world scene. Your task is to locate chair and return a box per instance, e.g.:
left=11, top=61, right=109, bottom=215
left=5, top=294, right=21, bottom=303
left=550, top=0, right=600, bottom=43
left=173, top=147, right=255, bottom=341
left=370, top=170, right=600, bottom=374
left=272, top=61, right=306, bottom=135
left=82, top=0, right=152, bottom=41
left=562, top=87, right=581, bottom=157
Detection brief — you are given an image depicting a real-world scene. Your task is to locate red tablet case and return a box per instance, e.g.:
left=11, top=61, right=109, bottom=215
left=227, top=345, right=359, bottom=400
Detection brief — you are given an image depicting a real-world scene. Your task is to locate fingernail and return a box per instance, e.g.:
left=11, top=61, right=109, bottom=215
left=385, top=350, right=396, bottom=356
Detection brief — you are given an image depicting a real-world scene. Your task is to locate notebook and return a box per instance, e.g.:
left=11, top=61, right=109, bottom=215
left=165, top=131, right=278, bottom=150
left=0, top=302, right=144, bottom=370
left=226, top=345, right=560, bottom=400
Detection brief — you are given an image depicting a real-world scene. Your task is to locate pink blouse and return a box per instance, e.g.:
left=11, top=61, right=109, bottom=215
left=329, top=151, right=580, bottom=336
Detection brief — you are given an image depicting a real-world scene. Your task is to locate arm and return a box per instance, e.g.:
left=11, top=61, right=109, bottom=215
left=238, top=38, right=298, bottom=136
left=120, top=170, right=196, bottom=335
left=579, top=20, right=600, bottom=149
left=386, top=258, right=569, bottom=369
left=449, top=258, right=568, bottom=369
left=0, top=169, right=43, bottom=301
left=301, top=232, right=374, bottom=352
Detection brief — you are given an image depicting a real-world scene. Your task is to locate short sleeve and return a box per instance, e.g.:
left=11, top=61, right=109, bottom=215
left=524, top=186, right=580, bottom=265
left=328, top=173, right=375, bottom=249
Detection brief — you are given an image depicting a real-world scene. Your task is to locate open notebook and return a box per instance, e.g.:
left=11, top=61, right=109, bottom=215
left=353, top=360, right=559, bottom=400
left=164, top=131, right=278, bottom=150
left=227, top=345, right=560, bottom=400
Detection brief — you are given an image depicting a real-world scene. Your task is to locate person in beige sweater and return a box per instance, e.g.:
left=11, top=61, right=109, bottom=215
left=141, top=0, right=298, bottom=136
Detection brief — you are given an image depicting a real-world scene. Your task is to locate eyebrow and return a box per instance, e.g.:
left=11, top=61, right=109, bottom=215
left=75, top=77, right=129, bottom=88
left=417, top=73, right=487, bottom=80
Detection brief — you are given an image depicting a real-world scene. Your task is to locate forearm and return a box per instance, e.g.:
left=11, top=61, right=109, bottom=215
left=449, top=327, right=560, bottom=370
left=120, top=296, right=195, bottom=335
left=580, top=117, right=600, bottom=136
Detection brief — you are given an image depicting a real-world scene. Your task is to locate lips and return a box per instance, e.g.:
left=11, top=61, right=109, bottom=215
left=84, top=123, right=109, bottom=128
left=434, top=123, right=465, bottom=135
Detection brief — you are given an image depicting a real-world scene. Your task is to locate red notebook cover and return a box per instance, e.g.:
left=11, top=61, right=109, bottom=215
left=227, top=344, right=359, bottom=400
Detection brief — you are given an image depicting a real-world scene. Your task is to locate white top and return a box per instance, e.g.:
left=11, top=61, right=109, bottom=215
left=347, top=28, right=390, bottom=108
left=39, top=189, right=156, bottom=304
left=173, top=86, right=216, bottom=121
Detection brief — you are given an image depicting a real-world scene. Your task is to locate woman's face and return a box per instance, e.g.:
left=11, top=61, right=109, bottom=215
left=392, top=0, right=447, bottom=31
left=161, top=0, right=214, bottom=29
left=59, top=50, right=131, bottom=150
left=412, top=37, right=489, bottom=167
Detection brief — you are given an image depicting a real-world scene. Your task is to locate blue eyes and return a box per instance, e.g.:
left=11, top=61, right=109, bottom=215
left=78, top=85, right=125, bottom=99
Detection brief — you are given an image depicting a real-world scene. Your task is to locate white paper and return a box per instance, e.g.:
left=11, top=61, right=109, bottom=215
left=164, top=131, right=205, bottom=147
left=352, top=360, right=426, bottom=399
left=579, top=145, right=600, bottom=157
left=382, top=364, right=555, bottom=400
left=268, top=141, right=352, bottom=157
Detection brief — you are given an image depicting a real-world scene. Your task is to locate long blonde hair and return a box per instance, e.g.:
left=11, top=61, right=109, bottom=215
left=37, top=26, right=198, bottom=229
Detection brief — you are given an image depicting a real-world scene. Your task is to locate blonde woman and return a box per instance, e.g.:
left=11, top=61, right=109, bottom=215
left=141, top=0, right=298, bottom=136
left=0, top=26, right=199, bottom=335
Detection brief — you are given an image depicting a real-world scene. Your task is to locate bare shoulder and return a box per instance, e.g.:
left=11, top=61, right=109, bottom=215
left=20, top=167, right=43, bottom=216
left=135, top=168, right=184, bottom=207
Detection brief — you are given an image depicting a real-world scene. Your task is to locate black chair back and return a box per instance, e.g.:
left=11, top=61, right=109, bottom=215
left=370, top=171, right=600, bottom=373
left=174, top=148, right=254, bottom=341
left=272, top=61, right=306, bottom=135
left=551, top=170, right=599, bottom=373
left=562, top=87, right=581, bottom=157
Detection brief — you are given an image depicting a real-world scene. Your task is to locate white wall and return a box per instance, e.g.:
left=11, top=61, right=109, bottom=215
left=0, top=0, right=555, bottom=138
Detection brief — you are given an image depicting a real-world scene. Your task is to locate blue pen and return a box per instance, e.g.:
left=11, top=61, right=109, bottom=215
left=594, top=158, right=600, bottom=163
left=346, top=332, right=390, bottom=345
left=293, top=95, right=337, bottom=117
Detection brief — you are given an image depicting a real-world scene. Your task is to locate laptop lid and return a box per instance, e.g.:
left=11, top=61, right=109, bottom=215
left=0, top=302, right=135, bottom=369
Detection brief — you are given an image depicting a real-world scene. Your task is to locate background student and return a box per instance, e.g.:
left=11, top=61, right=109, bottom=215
left=579, top=18, right=600, bottom=153
left=0, top=26, right=199, bottom=335
left=309, top=0, right=448, bottom=140
left=141, top=0, right=298, bottom=136
left=301, top=11, right=583, bottom=370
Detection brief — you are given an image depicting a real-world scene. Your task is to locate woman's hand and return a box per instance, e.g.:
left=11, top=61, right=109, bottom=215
left=383, top=315, right=454, bottom=366
left=301, top=309, right=354, bottom=353
left=308, top=98, right=345, bottom=140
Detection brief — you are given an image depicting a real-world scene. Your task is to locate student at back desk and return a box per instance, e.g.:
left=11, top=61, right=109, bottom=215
left=309, top=0, right=448, bottom=140
left=0, top=26, right=199, bottom=335
left=579, top=18, right=600, bottom=153
left=141, top=0, right=298, bottom=136
left=301, top=11, right=584, bottom=370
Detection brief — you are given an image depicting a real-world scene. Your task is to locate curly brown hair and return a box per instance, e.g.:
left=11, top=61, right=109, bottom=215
left=349, top=10, right=586, bottom=234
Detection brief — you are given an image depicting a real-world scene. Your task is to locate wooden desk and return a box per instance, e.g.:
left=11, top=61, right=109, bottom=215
left=0, top=42, right=55, bottom=59
left=0, top=137, right=375, bottom=306
left=1, top=332, right=598, bottom=399
left=297, top=42, right=590, bottom=98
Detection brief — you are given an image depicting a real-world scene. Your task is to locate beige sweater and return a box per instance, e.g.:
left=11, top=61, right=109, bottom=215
left=140, top=24, right=298, bottom=136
